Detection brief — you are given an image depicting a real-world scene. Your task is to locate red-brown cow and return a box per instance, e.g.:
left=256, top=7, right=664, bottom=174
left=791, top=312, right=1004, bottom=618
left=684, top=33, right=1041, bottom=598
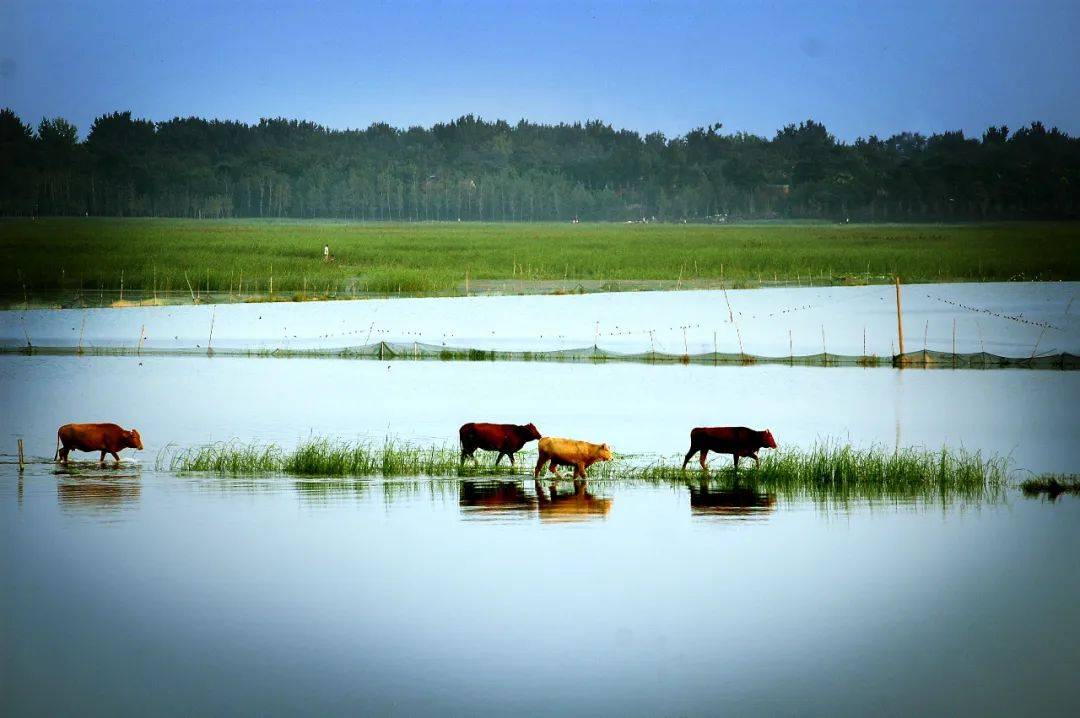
left=682, top=426, right=777, bottom=471
left=459, top=422, right=542, bottom=466
left=55, top=423, right=144, bottom=464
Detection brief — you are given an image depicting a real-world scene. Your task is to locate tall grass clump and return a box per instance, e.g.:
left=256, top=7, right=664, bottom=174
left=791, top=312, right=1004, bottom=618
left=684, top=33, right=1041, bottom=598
left=164, top=438, right=506, bottom=477
left=158, top=441, right=282, bottom=474
left=581, top=443, right=1009, bottom=503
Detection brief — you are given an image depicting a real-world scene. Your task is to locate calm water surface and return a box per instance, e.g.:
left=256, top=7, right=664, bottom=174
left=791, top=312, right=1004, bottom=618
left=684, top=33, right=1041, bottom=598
left=2, top=355, right=1079, bottom=715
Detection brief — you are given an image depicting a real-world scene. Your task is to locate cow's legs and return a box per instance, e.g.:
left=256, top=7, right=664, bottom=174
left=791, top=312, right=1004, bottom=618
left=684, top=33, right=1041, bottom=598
left=751, top=452, right=760, bottom=468
left=59, top=446, right=70, bottom=463
left=574, top=462, right=587, bottom=480
left=548, top=460, right=563, bottom=479
left=732, top=454, right=739, bottom=471
left=534, top=453, right=547, bottom=478
left=699, top=448, right=709, bottom=470
left=507, top=452, right=516, bottom=467
left=111, top=452, right=121, bottom=462
left=494, top=452, right=505, bottom=466
left=682, top=446, right=699, bottom=470
left=99, top=450, right=107, bottom=463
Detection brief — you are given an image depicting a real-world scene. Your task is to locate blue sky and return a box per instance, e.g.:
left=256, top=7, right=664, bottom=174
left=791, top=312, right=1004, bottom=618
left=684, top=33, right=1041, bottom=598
left=2, top=0, right=1078, bottom=141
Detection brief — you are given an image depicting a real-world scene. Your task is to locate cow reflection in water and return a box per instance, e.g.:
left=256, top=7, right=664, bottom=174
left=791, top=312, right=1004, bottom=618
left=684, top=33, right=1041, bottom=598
left=689, top=482, right=776, bottom=518
left=458, top=479, right=612, bottom=522
left=459, top=480, right=535, bottom=517
left=55, top=464, right=141, bottom=512
left=535, top=480, right=612, bottom=522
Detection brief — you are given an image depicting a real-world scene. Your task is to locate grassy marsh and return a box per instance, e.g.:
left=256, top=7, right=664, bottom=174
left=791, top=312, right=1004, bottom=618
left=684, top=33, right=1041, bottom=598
left=3, top=219, right=1077, bottom=306
left=159, top=438, right=1012, bottom=501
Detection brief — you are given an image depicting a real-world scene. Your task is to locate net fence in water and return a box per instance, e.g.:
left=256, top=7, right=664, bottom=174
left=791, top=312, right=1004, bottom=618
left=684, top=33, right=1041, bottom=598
left=8, top=340, right=1077, bottom=369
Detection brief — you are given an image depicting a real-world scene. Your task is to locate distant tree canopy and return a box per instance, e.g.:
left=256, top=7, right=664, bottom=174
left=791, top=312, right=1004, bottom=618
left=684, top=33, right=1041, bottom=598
left=1, top=108, right=1077, bottom=221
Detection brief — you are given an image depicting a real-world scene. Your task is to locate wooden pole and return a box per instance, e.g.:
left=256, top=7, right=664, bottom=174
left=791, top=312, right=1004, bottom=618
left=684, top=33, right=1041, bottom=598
left=894, top=276, right=905, bottom=365
left=207, top=307, right=216, bottom=356
left=17, top=439, right=24, bottom=470
left=952, top=318, right=957, bottom=368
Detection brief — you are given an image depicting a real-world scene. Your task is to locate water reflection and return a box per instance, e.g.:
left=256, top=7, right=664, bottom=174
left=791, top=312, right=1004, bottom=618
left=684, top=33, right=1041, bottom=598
left=689, top=482, right=776, bottom=520
left=536, top=480, right=613, bottom=522
left=458, top=479, right=614, bottom=522
left=459, top=480, right=535, bottom=518
left=54, top=463, right=141, bottom=513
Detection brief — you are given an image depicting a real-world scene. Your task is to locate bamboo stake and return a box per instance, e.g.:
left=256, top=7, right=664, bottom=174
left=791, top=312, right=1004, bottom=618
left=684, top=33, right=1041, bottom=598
left=17, top=438, right=24, bottom=471
left=137, top=324, right=146, bottom=355
left=1030, top=323, right=1049, bottom=360
left=207, top=307, right=216, bottom=356
left=789, top=330, right=793, bottom=365
left=952, top=318, right=957, bottom=368
left=894, top=276, right=905, bottom=366
left=119, top=270, right=124, bottom=302
left=722, top=284, right=744, bottom=356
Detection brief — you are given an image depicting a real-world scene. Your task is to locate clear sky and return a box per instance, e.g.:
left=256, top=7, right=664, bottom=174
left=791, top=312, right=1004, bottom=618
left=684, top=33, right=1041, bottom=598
left=2, top=0, right=1078, bottom=141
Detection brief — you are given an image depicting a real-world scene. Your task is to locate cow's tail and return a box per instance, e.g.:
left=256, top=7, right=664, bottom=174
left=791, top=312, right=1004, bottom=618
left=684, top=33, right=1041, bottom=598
left=54, top=430, right=61, bottom=461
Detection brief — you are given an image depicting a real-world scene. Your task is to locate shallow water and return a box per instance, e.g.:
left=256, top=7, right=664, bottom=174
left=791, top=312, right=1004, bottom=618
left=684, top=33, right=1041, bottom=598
left=2, top=353, right=1079, bottom=715
left=3, top=355, right=1077, bottom=474
left=3, top=465, right=1079, bottom=716
left=3, top=282, right=1077, bottom=357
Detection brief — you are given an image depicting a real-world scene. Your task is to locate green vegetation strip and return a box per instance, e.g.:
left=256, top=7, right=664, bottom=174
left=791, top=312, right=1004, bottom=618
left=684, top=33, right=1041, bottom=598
left=159, top=438, right=1010, bottom=497
left=3, top=220, right=1077, bottom=306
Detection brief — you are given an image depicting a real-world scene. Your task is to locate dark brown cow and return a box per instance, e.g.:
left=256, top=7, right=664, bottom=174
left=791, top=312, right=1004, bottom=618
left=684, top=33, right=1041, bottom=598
left=459, top=422, right=541, bottom=466
left=55, top=423, right=144, bottom=464
left=682, top=426, right=777, bottom=471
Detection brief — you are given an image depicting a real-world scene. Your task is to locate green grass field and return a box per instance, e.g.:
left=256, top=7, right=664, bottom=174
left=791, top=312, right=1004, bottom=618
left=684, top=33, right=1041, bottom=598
left=2, top=218, right=1077, bottom=306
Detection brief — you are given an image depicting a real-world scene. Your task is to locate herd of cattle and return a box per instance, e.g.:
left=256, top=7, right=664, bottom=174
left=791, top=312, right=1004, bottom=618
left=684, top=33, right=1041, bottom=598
left=54, top=421, right=779, bottom=477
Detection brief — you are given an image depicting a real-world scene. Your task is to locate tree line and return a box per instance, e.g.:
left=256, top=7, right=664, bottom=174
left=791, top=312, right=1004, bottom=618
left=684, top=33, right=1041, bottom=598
left=1, top=108, right=1077, bottom=221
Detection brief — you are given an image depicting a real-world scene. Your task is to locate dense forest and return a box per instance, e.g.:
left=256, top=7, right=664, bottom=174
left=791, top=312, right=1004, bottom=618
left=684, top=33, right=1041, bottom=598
left=1, top=108, right=1078, bottom=221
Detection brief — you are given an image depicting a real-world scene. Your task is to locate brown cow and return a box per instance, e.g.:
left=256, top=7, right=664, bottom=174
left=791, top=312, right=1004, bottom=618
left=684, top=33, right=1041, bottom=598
left=55, top=423, right=144, bottom=464
left=459, top=422, right=542, bottom=466
left=534, top=437, right=613, bottom=480
left=682, top=426, right=777, bottom=471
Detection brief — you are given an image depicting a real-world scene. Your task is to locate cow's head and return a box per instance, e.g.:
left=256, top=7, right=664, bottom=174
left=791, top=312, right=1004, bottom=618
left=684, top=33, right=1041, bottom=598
left=126, top=429, right=144, bottom=450
left=761, top=430, right=777, bottom=449
left=525, top=423, right=542, bottom=440
left=597, top=443, right=614, bottom=461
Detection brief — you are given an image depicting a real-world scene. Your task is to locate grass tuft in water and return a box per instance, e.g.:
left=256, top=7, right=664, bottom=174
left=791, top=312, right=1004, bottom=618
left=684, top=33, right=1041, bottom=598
left=160, top=438, right=509, bottom=477
left=1020, top=475, right=1080, bottom=499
